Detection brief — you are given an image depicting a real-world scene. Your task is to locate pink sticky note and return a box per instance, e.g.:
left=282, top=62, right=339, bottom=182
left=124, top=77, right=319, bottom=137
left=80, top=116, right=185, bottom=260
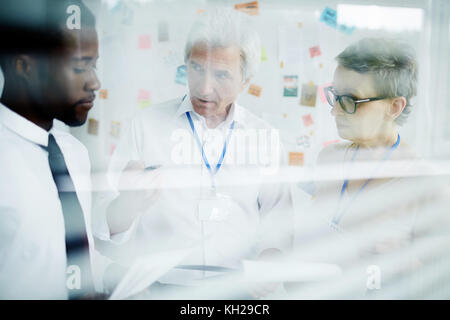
left=322, top=139, right=340, bottom=148
left=109, top=143, right=117, bottom=155
left=137, top=89, right=150, bottom=102
left=318, top=83, right=332, bottom=103
left=302, top=114, right=314, bottom=127
left=309, top=45, right=321, bottom=58
left=138, top=34, right=151, bottom=49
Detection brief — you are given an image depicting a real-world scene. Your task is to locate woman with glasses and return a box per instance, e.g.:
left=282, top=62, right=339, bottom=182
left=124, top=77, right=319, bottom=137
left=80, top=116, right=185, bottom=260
left=289, top=38, right=450, bottom=299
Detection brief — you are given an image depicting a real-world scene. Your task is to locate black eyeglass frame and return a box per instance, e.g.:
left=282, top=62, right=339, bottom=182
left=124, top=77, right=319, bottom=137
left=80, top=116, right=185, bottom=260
left=324, top=86, right=388, bottom=114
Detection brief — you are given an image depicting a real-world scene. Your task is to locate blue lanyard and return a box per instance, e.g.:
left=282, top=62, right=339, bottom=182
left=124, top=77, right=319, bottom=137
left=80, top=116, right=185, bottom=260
left=186, top=111, right=235, bottom=189
left=332, top=134, right=401, bottom=226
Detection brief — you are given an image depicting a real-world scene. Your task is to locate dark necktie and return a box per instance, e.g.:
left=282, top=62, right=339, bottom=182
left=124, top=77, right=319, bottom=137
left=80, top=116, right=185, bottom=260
left=45, top=134, right=94, bottom=299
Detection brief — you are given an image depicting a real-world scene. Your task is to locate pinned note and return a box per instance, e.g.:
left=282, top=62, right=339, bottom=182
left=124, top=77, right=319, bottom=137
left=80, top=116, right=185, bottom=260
left=99, top=89, right=108, bottom=99
left=318, top=83, right=332, bottom=104
left=261, top=46, right=268, bottom=62
left=87, top=118, right=99, bottom=136
left=296, top=135, right=311, bottom=148
left=110, top=121, right=121, bottom=139
left=283, top=75, right=298, bottom=97
left=158, top=20, right=169, bottom=42
left=338, top=24, right=355, bottom=35
left=300, top=82, right=318, bottom=107
left=248, top=84, right=262, bottom=97
left=302, top=114, right=314, bottom=127
left=323, top=139, right=340, bottom=148
left=234, top=1, right=259, bottom=16
left=319, top=7, right=337, bottom=29
left=109, top=143, right=117, bottom=156
left=175, top=65, right=187, bottom=86
left=137, top=89, right=150, bottom=101
left=309, top=45, right=322, bottom=58
left=319, top=6, right=355, bottom=35
left=289, top=152, right=304, bottom=166
left=138, top=34, right=151, bottom=49
left=137, top=89, right=151, bottom=109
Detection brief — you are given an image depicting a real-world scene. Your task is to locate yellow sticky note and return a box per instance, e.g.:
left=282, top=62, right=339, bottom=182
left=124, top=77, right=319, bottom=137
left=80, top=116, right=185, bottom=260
left=261, top=46, right=267, bottom=62
left=248, top=84, right=262, bottom=97
left=288, top=152, right=304, bottom=166
left=99, top=89, right=108, bottom=99
left=138, top=99, right=152, bottom=109
left=87, top=118, right=99, bottom=135
left=280, top=61, right=284, bottom=69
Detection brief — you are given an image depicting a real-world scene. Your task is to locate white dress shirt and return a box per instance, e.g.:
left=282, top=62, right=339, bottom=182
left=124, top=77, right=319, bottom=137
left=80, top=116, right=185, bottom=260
left=0, top=103, right=104, bottom=299
left=94, top=94, right=294, bottom=285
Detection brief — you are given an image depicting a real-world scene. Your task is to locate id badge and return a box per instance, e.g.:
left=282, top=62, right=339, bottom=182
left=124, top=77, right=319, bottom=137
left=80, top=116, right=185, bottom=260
left=198, top=193, right=231, bottom=222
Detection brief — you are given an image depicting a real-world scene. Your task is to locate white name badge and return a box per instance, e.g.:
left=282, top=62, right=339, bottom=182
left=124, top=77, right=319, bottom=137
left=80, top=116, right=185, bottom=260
left=197, top=193, right=231, bottom=222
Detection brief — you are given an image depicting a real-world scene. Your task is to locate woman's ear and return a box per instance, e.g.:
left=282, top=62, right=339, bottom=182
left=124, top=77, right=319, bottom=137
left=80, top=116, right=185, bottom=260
left=388, top=96, right=407, bottom=121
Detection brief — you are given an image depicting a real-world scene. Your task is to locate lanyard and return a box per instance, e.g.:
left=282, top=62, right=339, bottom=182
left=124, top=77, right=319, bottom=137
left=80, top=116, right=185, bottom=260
left=331, top=134, right=401, bottom=227
left=186, top=111, right=235, bottom=190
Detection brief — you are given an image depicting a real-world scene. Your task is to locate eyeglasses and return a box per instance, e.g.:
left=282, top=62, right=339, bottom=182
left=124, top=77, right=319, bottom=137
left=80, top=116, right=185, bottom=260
left=324, top=86, right=387, bottom=114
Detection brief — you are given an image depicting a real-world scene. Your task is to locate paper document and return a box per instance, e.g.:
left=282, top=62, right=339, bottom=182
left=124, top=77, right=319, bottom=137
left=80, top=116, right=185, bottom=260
left=243, top=260, right=342, bottom=282
left=109, top=247, right=193, bottom=300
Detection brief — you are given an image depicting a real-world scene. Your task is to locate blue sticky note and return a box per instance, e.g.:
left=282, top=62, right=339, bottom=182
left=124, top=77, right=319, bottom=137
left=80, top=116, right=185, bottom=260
left=319, top=7, right=337, bottom=29
left=338, top=24, right=355, bottom=35
left=175, top=65, right=187, bottom=86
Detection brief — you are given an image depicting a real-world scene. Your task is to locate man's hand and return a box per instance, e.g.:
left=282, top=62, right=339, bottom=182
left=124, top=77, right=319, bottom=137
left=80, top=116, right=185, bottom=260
left=247, top=248, right=283, bottom=299
left=107, top=160, right=163, bottom=235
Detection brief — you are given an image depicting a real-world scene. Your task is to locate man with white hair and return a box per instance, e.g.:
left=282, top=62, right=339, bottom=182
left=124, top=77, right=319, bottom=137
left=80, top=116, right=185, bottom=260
left=95, top=9, right=293, bottom=298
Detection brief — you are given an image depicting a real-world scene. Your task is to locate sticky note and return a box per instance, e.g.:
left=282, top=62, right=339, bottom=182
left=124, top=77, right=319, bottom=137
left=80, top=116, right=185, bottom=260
left=158, top=20, right=169, bottom=42
left=138, top=100, right=151, bottom=109
left=318, top=83, right=332, bottom=103
left=121, top=6, right=134, bottom=25
left=175, top=65, right=187, bottom=86
left=109, top=143, right=117, bottom=156
left=300, top=82, right=318, bottom=107
left=309, top=45, right=322, bottom=58
left=99, top=89, right=108, bottom=99
left=296, top=135, right=311, bottom=148
left=197, top=9, right=205, bottom=15
left=283, top=75, right=298, bottom=97
left=288, top=152, right=304, bottom=166
left=234, top=1, right=259, bottom=16
left=280, top=61, right=284, bottom=69
left=319, top=7, right=337, bottom=29
left=110, top=121, right=121, bottom=138
left=87, top=118, right=99, bottom=135
left=323, top=139, right=340, bottom=148
left=138, top=34, right=151, bottom=49
left=137, top=89, right=150, bottom=102
left=261, top=46, right=268, bottom=62
left=302, top=114, right=314, bottom=127
left=338, top=24, right=355, bottom=35
left=248, top=84, right=262, bottom=97
left=298, top=22, right=303, bottom=28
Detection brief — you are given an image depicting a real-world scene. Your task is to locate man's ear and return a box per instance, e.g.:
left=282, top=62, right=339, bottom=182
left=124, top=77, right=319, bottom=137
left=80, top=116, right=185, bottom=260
left=388, top=96, right=407, bottom=121
left=240, top=77, right=250, bottom=92
left=13, top=55, right=37, bottom=80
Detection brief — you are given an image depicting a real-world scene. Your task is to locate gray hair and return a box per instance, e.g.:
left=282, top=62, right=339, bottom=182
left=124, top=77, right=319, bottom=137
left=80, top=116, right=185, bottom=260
left=184, top=8, right=261, bottom=82
left=336, top=38, right=418, bottom=125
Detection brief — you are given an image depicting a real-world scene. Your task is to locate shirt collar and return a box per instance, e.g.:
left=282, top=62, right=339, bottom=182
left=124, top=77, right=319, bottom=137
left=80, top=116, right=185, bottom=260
left=174, top=93, right=244, bottom=128
left=0, top=103, right=50, bottom=147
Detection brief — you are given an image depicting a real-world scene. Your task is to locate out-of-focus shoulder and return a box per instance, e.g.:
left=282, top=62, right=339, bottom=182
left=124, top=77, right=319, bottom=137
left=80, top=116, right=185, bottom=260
left=317, top=141, right=352, bottom=165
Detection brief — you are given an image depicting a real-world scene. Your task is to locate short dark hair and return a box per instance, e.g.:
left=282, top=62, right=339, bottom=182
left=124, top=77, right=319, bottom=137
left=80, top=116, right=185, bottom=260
left=336, top=38, right=417, bottom=125
left=0, top=0, right=96, bottom=69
